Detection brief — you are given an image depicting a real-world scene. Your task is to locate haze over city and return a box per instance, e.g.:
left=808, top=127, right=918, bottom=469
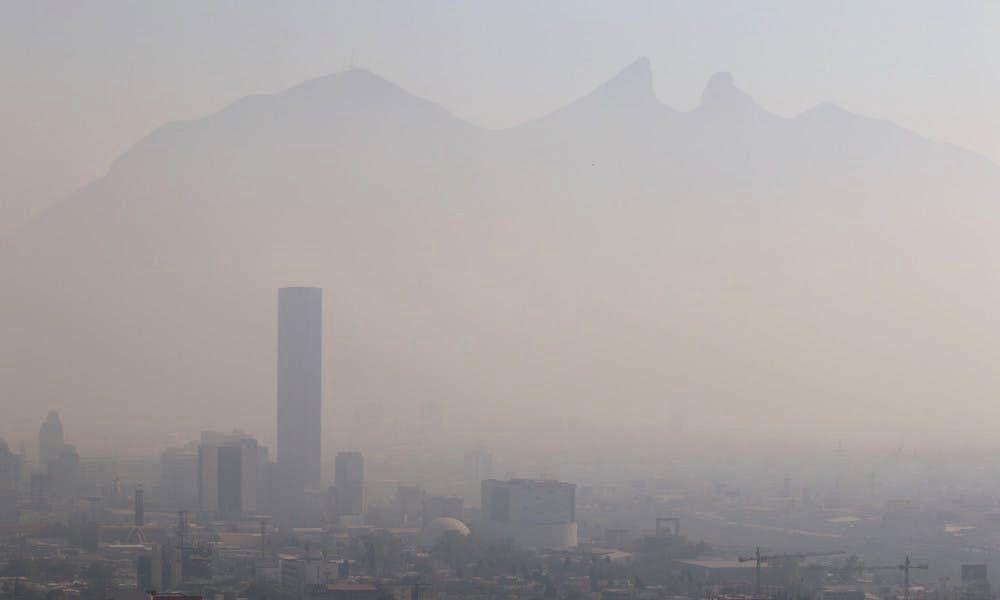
left=3, top=5, right=1000, bottom=600
left=4, top=2, right=1000, bottom=461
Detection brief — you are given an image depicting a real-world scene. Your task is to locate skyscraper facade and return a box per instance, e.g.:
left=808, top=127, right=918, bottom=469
left=38, top=410, right=64, bottom=466
left=333, top=451, right=365, bottom=517
left=276, top=287, right=323, bottom=518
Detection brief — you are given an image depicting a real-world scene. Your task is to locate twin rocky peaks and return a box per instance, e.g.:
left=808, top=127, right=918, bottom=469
left=578, top=56, right=757, bottom=114
left=275, top=57, right=783, bottom=125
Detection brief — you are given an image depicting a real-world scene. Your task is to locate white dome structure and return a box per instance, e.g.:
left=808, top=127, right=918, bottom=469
left=419, top=517, right=470, bottom=548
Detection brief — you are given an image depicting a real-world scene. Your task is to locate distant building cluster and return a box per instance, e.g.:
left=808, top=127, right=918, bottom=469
left=0, top=287, right=590, bottom=600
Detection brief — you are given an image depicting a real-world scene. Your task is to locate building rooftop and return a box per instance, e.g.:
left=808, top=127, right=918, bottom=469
left=676, top=558, right=757, bottom=570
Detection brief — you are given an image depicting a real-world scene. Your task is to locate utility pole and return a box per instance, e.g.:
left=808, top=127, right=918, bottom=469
left=838, top=554, right=928, bottom=600
left=900, top=555, right=929, bottom=600
left=739, top=547, right=845, bottom=598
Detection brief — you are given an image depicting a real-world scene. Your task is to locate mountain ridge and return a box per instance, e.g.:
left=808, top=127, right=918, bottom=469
left=68, top=59, right=990, bottom=198
left=3, top=58, right=1000, bottom=450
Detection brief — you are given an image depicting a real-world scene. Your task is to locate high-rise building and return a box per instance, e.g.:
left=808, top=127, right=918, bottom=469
left=30, top=471, right=49, bottom=511
left=464, top=448, right=494, bottom=507
left=479, top=479, right=578, bottom=549
left=79, top=457, right=115, bottom=503
left=333, top=451, right=365, bottom=517
left=198, top=431, right=259, bottom=519
left=48, top=444, right=80, bottom=501
left=38, top=410, right=64, bottom=466
left=255, top=446, right=275, bottom=516
left=160, top=445, right=199, bottom=509
left=276, top=287, right=322, bottom=518
left=0, top=439, right=21, bottom=524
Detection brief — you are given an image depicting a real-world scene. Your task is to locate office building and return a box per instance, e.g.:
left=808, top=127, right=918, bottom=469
left=198, top=431, right=259, bottom=519
left=38, top=410, right=64, bottom=466
left=464, top=448, right=494, bottom=507
left=255, top=446, right=275, bottom=515
left=160, top=444, right=199, bottom=509
left=276, top=287, right=323, bottom=518
left=479, top=479, right=578, bottom=549
left=48, top=444, right=80, bottom=501
left=333, top=451, right=365, bottom=517
left=30, top=471, right=49, bottom=511
left=79, top=457, right=115, bottom=503
left=0, top=440, right=21, bottom=524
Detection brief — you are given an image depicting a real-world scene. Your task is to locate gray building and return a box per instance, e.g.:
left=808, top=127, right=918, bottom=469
left=198, top=431, right=259, bottom=519
left=479, top=479, right=578, bottom=549
left=48, top=444, right=80, bottom=501
left=333, top=451, right=365, bottom=517
left=38, top=410, right=64, bottom=466
left=160, top=444, right=199, bottom=509
left=276, top=287, right=323, bottom=520
left=0, top=440, right=21, bottom=524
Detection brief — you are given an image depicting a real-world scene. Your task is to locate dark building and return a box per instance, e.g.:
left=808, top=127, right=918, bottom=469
left=48, top=444, right=80, bottom=501
left=276, top=287, right=323, bottom=520
left=217, top=445, right=243, bottom=517
left=30, top=471, right=49, bottom=511
left=137, top=554, right=153, bottom=591
left=0, top=440, right=21, bottom=523
left=38, top=410, right=64, bottom=466
left=962, top=564, right=991, bottom=600
left=198, top=431, right=259, bottom=519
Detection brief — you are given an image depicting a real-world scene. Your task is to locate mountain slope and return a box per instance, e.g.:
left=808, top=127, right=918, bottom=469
left=3, top=60, right=1000, bottom=455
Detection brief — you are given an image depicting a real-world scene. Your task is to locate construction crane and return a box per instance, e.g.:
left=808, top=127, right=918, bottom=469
left=840, top=555, right=928, bottom=600
left=739, top=547, right=845, bottom=597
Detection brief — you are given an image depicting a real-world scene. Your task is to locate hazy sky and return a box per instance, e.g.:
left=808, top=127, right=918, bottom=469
left=2, top=1, right=998, bottom=236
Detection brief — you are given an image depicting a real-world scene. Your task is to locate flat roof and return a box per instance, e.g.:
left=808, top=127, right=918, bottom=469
left=327, top=584, right=377, bottom=591
left=677, top=559, right=757, bottom=569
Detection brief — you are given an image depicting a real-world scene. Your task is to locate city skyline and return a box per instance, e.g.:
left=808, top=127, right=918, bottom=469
left=2, top=6, right=1000, bottom=600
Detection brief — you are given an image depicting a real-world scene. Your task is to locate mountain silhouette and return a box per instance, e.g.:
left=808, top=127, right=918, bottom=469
left=3, top=59, right=1000, bottom=451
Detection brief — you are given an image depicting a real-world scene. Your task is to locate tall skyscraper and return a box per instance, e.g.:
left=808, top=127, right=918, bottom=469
left=276, top=287, right=322, bottom=518
left=38, top=410, right=64, bottom=466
